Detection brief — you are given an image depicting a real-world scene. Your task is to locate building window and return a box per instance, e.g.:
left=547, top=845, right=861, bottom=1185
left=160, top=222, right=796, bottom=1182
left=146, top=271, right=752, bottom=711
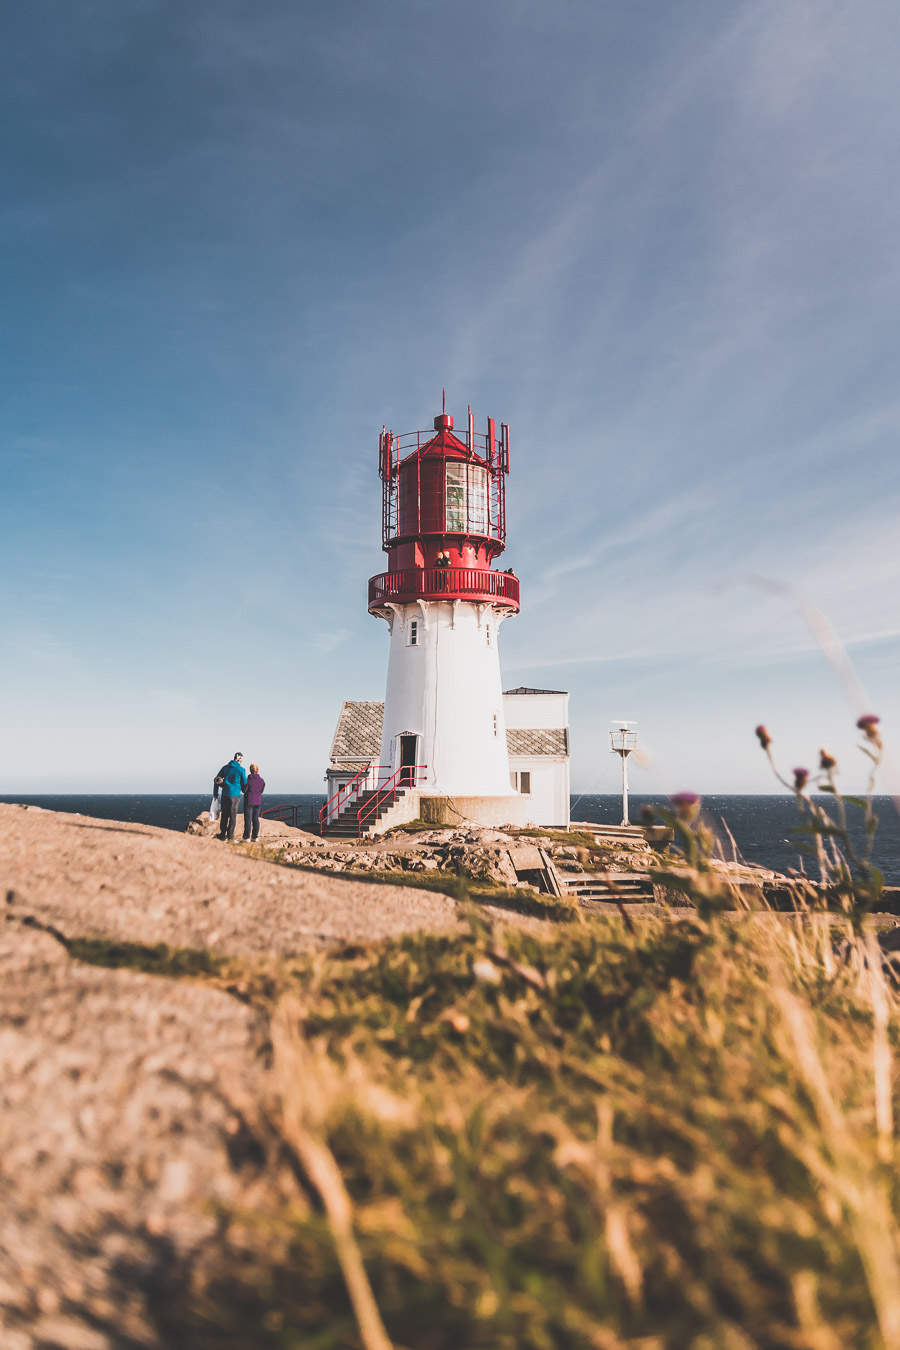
left=492, top=712, right=499, bottom=738
left=511, top=771, right=531, bottom=794
left=408, top=619, right=418, bottom=647
left=485, top=623, right=492, bottom=647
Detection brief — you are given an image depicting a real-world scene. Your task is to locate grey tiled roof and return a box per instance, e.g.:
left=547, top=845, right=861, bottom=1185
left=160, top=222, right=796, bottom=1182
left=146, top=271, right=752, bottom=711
left=503, top=686, right=567, bottom=695
left=329, top=701, right=568, bottom=762
left=507, top=727, right=568, bottom=756
left=329, top=701, right=384, bottom=763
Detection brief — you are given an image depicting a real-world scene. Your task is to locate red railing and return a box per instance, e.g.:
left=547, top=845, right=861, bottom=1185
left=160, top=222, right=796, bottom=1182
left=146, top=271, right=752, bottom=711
left=379, top=420, right=510, bottom=550
left=356, top=765, right=427, bottom=837
left=261, top=802, right=316, bottom=830
left=319, top=763, right=384, bottom=833
left=368, top=567, right=519, bottom=611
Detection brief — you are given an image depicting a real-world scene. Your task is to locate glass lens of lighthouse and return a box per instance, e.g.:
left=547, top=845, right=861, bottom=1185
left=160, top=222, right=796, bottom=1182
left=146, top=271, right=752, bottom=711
left=446, top=462, right=488, bottom=533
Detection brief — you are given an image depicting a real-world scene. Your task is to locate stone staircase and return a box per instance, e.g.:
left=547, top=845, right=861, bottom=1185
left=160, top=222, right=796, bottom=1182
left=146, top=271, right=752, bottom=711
left=556, top=870, right=655, bottom=903
left=321, top=788, right=410, bottom=838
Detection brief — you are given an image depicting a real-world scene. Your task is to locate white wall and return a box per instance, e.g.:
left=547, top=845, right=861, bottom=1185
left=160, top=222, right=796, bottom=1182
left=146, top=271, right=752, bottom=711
left=324, top=762, right=378, bottom=822
left=503, top=690, right=570, bottom=827
left=377, top=600, right=514, bottom=796
left=502, top=690, right=569, bottom=730
left=508, top=756, right=570, bottom=828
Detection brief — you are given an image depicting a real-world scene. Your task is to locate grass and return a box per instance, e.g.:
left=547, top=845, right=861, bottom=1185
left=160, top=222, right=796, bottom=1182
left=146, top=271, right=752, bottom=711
left=504, top=827, right=616, bottom=848
left=66, top=936, right=234, bottom=978
left=126, top=896, right=900, bottom=1350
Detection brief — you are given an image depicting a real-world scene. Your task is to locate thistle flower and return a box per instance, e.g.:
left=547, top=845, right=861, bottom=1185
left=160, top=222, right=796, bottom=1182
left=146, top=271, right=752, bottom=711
left=669, top=791, right=700, bottom=821
left=819, top=749, right=837, bottom=772
left=755, top=724, right=772, bottom=750
left=857, top=714, right=882, bottom=745
left=793, top=767, right=809, bottom=791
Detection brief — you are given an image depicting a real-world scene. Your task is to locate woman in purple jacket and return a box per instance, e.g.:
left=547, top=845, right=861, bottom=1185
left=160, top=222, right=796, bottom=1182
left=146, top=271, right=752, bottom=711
left=242, top=763, right=266, bottom=842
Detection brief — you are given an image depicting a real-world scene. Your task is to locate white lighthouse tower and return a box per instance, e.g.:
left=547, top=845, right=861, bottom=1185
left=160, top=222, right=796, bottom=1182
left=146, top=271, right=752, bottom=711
left=363, top=401, right=526, bottom=828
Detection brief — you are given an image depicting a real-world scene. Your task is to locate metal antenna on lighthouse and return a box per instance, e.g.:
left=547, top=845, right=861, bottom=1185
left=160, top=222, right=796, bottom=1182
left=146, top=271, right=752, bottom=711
left=609, top=721, right=638, bottom=826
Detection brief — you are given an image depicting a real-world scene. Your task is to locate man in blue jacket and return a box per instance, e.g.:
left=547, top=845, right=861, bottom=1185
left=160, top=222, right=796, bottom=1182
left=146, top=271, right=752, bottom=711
left=214, top=752, right=248, bottom=841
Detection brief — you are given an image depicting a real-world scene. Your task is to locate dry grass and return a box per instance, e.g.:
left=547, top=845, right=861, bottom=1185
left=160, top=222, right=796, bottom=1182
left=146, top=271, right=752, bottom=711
left=153, top=896, right=900, bottom=1350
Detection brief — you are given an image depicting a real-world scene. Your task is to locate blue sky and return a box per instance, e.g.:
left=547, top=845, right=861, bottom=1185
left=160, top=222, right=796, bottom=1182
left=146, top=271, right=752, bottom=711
left=2, top=0, right=899, bottom=796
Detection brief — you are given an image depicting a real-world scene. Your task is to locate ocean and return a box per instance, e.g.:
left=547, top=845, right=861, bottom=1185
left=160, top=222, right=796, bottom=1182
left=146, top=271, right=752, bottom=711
left=576, top=794, right=900, bottom=884
left=3, top=791, right=899, bottom=883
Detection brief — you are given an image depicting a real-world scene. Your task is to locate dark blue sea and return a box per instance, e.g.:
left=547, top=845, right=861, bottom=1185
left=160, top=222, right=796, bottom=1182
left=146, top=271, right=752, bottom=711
left=2, top=793, right=899, bottom=883
left=575, top=794, right=900, bottom=885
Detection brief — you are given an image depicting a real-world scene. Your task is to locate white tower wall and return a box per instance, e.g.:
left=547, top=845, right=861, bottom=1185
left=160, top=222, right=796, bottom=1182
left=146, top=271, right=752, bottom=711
left=378, top=600, right=513, bottom=795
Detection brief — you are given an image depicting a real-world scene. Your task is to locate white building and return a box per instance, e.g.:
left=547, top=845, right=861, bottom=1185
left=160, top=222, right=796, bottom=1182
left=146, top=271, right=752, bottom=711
left=324, top=686, right=570, bottom=829
left=504, top=687, right=570, bottom=828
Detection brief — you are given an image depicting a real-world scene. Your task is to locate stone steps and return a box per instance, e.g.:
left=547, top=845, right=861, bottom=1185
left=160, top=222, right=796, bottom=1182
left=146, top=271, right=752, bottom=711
left=321, top=788, right=409, bottom=838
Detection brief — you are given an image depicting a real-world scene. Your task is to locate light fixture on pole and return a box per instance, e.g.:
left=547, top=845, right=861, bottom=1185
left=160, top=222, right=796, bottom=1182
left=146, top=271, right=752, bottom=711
left=610, top=721, right=638, bottom=826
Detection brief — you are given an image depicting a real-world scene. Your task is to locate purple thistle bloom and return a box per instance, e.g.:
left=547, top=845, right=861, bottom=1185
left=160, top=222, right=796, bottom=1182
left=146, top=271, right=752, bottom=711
left=857, top=713, right=882, bottom=745
left=793, top=767, right=809, bottom=791
left=670, top=791, right=700, bottom=821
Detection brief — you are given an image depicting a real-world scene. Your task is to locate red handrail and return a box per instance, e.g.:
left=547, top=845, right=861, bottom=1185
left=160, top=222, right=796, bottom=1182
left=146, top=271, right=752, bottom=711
left=261, top=803, right=307, bottom=829
left=368, top=567, right=519, bottom=611
left=356, top=765, right=427, bottom=837
left=319, top=763, right=385, bottom=833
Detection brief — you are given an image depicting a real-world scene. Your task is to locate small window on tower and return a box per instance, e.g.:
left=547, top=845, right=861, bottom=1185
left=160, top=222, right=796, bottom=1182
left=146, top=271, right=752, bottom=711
left=408, top=619, right=418, bottom=647
left=492, top=712, right=499, bottom=737
left=485, top=623, right=492, bottom=647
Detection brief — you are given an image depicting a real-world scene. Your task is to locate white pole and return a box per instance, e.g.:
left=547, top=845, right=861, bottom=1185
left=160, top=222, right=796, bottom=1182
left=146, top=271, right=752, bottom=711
left=621, top=751, right=630, bottom=826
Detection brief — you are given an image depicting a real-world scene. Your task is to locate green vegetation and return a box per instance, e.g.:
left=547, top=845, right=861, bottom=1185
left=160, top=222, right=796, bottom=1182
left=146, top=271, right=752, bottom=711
left=66, top=937, right=233, bottom=979
left=504, top=827, right=608, bottom=848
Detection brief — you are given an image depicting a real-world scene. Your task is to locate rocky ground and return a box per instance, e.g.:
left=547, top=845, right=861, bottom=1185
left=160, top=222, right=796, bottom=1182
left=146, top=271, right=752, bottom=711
left=187, top=809, right=666, bottom=886
left=187, top=809, right=784, bottom=896
left=0, top=802, right=468, bottom=1349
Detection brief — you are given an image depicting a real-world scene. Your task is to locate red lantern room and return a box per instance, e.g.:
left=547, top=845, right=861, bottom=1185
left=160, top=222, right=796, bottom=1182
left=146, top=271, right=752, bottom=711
left=368, top=404, right=520, bottom=613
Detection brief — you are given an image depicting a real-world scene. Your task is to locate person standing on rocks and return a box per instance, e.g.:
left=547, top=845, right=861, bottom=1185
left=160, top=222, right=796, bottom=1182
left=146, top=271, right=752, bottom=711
left=242, top=763, right=266, bottom=843
left=214, top=752, right=248, bottom=841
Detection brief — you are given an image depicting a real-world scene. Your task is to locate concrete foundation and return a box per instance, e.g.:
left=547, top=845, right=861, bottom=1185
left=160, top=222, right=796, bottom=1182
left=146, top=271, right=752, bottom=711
left=372, top=790, right=535, bottom=834
left=417, top=793, right=533, bottom=829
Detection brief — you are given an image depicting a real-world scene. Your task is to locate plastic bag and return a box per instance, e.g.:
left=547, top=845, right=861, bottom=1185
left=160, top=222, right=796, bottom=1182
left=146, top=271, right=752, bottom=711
left=209, top=797, right=221, bottom=822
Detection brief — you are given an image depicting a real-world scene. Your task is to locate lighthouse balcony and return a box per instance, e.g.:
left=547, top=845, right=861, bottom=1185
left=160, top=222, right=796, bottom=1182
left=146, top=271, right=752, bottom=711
left=368, top=566, right=520, bottom=612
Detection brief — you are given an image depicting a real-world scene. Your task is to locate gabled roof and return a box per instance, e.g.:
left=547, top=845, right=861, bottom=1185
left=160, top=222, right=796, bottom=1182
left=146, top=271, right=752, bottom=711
left=329, top=701, right=384, bottom=764
left=328, top=700, right=569, bottom=763
left=503, top=686, right=568, bottom=696
left=507, top=727, right=568, bottom=757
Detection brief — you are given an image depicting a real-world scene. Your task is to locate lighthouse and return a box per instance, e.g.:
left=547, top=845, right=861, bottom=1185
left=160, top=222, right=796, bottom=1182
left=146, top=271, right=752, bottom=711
left=366, top=402, right=526, bottom=824
left=320, top=399, right=570, bottom=835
